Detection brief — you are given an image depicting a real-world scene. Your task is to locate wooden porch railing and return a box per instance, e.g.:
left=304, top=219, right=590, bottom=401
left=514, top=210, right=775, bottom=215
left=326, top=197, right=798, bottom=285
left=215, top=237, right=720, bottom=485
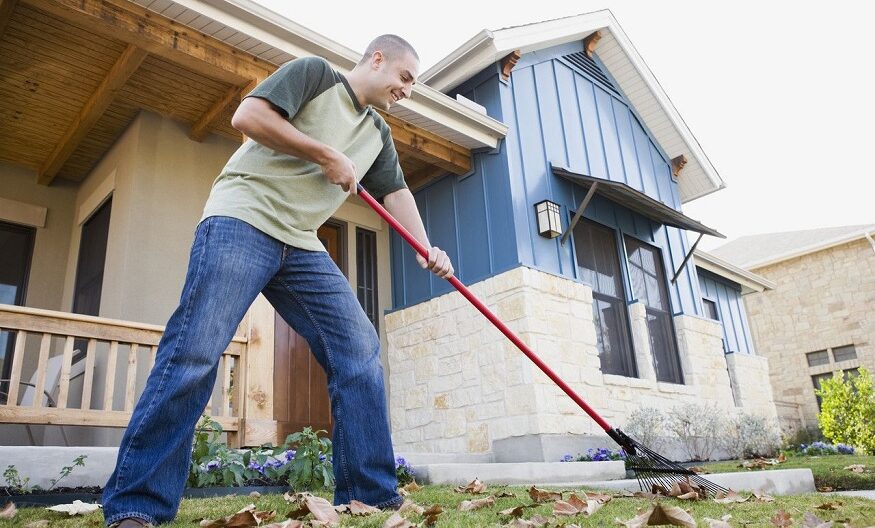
left=0, top=304, right=248, bottom=446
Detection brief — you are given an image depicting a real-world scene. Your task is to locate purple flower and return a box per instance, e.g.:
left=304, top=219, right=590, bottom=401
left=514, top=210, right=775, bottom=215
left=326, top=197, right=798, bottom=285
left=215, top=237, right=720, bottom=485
left=284, top=450, right=296, bottom=461
left=205, top=460, right=221, bottom=471
left=561, top=454, right=574, bottom=462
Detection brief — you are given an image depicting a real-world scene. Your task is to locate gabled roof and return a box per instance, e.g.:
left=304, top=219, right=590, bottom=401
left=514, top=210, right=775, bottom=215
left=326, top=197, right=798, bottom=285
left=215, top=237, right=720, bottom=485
left=710, top=224, right=875, bottom=270
left=130, top=0, right=508, bottom=150
left=693, top=250, right=775, bottom=295
left=420, top=10, right=725, bottom=204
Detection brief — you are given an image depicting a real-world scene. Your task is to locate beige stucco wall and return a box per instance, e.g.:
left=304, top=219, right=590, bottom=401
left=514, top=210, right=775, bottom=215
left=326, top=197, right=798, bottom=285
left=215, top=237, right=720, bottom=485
left=386, top=266, right=777, bottom=458
left=743, top=238, right=875, bottom=432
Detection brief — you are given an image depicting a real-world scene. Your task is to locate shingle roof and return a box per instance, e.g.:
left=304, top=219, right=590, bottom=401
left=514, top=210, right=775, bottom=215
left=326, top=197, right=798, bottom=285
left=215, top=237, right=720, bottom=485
left=710, top=224, right=875, bottom=269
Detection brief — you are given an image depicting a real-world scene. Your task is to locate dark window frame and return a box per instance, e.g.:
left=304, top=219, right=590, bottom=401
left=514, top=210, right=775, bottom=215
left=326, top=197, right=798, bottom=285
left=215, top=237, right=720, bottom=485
left=624, top=234, right=684, bottom=384
left=572, top=219, right=637, bottom=378
left=356, top=227, right=379, bottom=332
left=72, top=197, right=113, bottom=316
left=702, top=298, right=720, bottom=321
left=806, top=350, right=830, bottom=367
left=0, top=220, right=37, bottom=402
left=832, top=344, right=857, bottom=363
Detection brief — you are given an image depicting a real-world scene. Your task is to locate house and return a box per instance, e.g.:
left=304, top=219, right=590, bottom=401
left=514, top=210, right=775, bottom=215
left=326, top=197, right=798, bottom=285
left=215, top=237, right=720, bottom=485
left=0, top=1, right=778, bottom=462
left=710, top=225, right=875, bottom=434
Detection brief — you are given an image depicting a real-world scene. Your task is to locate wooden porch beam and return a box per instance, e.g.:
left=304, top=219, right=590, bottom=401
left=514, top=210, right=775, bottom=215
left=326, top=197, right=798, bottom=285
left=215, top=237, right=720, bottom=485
left=0, top=0, right=19, bottom=40
left=405, top=164, right=446, bottom=192
left=189, top=83, right=246, bottom=142
left=38, top=44, right=148, bottom=185
left=23, top=0, right=274, bottom=85
left=382, top=113, right=471, bottom=175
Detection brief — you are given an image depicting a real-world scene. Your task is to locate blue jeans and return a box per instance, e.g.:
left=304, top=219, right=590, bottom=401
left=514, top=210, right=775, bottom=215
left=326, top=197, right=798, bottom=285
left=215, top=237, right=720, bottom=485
left=102, top=216, right=401, bottom=526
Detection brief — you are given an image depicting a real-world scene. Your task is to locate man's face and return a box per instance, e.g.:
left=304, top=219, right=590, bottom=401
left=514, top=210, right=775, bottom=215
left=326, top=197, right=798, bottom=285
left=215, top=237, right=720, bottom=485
left=366, top=50, right=419, bottom=110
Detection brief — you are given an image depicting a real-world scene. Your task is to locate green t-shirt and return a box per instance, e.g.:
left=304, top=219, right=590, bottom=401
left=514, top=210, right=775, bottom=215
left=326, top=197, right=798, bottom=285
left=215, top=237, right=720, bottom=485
left=202, top=56, right=406, bottom=251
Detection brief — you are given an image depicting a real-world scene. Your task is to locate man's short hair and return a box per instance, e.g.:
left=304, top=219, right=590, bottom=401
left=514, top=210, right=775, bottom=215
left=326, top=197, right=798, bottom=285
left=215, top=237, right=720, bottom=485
left=359, top=34, right=419, bottom=65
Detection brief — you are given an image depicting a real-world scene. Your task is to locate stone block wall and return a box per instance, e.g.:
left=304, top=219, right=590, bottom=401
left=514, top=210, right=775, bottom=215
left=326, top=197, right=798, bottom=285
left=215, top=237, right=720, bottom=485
left=742, top=238, right=875, bottom=432
left=385, top=266, right=778, bottom=458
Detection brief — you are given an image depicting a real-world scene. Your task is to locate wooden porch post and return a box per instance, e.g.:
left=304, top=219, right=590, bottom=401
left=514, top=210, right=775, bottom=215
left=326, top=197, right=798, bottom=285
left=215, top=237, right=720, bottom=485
left=235, top=76, right=279, bottom=447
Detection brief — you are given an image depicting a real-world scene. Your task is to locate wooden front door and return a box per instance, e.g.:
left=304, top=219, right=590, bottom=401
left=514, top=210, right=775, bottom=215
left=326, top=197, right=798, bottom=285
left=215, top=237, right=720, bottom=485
left=273, top=222, right=344, bottom=441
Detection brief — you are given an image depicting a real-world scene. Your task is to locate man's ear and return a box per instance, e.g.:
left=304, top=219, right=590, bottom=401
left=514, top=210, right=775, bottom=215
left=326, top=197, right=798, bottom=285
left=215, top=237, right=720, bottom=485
left=371, top=50, right=384, bottom=69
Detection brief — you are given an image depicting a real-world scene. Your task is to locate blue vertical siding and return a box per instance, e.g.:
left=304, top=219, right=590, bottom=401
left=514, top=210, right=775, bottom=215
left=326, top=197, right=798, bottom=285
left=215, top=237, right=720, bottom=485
left=697, top=269, right=756, bottom=355
left=390, top=40, right=707, bottom=317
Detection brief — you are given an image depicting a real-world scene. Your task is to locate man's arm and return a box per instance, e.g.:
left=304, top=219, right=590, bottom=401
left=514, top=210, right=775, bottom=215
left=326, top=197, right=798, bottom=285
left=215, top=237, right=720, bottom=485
left=382, top=188, right=454, bottom=278
left=232, top=97, right=359, bottom=193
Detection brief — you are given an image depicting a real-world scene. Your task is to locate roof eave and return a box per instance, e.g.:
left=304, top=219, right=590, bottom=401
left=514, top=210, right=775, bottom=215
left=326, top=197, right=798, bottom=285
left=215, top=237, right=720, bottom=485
left=741, top=227, right=875, bottom=270
left=694, top=250, right=776, bottom=293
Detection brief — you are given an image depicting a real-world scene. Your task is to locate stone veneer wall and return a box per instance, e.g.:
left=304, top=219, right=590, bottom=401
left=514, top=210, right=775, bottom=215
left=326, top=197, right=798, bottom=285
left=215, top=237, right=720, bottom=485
left=743, top=238, right=875, bottom=432
left=385, top=266, right=778, bottom=457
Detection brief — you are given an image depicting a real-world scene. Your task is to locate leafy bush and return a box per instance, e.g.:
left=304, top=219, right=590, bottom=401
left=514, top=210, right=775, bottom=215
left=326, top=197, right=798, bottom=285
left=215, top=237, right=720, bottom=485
left=797, top=441, right=855, bottom=456
left=395, top=457, right=415, bottom=485
left=3, top=455, right=87, bottom=494
left=782, top=426, right=825, bottom=452
left=560, top=447, right=626, bottom=462
left=188, top=415, right=333, bottom=490
left=623, top=407, right=668, bottom=453
left=720, top=413, right=781, bottom=459
left=665, top=403, right=723, bottom=461
left=817, top=367, right=875, bottom=455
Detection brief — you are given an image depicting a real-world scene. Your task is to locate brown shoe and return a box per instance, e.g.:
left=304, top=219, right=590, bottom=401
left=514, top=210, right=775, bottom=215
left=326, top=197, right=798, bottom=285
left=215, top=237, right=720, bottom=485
left=111, top=519, right=153, bottom=528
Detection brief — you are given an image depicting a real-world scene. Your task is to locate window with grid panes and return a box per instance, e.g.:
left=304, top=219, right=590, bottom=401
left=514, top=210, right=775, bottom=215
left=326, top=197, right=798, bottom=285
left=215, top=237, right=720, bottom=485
left=832, top=345, right=857, bottom=363
left=806, top=350, right=830, bottom=367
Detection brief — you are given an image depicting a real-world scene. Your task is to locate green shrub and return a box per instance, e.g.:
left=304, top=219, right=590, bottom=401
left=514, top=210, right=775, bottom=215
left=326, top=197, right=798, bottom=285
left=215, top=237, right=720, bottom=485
left=188, top=415, right=334, bottom=490
left=817, top=367, right=875, bottom=455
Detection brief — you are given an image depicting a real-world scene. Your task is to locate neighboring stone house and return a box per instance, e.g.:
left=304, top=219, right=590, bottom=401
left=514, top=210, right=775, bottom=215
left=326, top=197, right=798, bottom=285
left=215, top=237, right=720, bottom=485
left=711, top=225, right=875, bottom=434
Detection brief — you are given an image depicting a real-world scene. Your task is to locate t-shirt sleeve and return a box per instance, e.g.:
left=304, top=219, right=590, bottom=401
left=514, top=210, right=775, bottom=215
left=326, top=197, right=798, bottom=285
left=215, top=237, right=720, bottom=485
left=361, top=114, right=408, bottom=200
left=244, top=56, right=335, bottom=119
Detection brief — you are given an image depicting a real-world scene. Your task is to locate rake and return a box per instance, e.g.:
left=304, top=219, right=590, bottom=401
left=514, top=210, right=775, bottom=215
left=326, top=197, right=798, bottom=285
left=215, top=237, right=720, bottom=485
left=357, top=183, right=727, bottom=497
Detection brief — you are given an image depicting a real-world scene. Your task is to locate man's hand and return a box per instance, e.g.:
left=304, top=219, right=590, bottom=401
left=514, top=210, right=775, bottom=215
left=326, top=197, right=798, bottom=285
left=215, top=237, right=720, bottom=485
left=416, top=246, right=454, bottom=279
left=321, top=148, right=358, bottom=194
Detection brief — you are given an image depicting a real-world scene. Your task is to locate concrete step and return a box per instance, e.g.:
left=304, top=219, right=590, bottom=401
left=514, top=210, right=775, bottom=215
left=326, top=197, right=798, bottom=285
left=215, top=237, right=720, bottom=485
left=413, top=461, right=627, bottom=486
left=572, top=468, right=815, bottom=496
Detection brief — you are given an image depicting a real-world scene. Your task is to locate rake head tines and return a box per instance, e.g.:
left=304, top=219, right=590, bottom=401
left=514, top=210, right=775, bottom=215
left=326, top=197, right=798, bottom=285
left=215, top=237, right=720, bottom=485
left=608, top=428, right=728, bottom=498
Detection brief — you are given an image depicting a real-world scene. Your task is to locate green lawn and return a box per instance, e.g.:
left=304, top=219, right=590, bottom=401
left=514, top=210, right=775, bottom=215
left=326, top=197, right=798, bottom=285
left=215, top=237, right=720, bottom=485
left=3, top=484, right=875, bottom=527
left=704, top=454, right=875, bottom=491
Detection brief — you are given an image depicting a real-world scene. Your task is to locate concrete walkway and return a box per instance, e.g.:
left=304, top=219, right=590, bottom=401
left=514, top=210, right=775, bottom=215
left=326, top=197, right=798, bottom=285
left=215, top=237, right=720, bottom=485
left=829, top=489, right=875, bottom=500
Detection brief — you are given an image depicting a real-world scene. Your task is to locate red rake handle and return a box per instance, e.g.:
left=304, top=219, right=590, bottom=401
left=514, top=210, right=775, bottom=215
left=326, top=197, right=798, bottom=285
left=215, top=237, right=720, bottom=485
left=357, top=183, right=614, bottom=433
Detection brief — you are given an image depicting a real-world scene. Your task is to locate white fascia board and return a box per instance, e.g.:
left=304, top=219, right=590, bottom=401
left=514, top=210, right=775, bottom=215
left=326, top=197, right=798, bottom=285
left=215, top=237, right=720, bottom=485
left=605, top=17, right=725, bottom=199
left=169, top=0, right=506, bottom=148
left=694, top=250, right=776, bottom=294
left=744, top=227, right=875, bottom=270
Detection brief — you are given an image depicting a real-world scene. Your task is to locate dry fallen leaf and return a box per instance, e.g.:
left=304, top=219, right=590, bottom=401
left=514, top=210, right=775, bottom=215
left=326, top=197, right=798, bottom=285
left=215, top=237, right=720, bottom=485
left=844, top=464, right=866, bottom=473
left=714, top=490, right=750, bottom=503
left=398, top=500, right=425, bottom=515
left=24, top=521, right=50, bottom=528
left=815, top=501, right=842, bottom=511
left=703, top=514, right=732, bottom=528
left=45, top=500, right=101, bottom=516
left=495, top=490, right=516, bottom=498
left=347, top=500, right=381, bottom=516
left=455, top=478, right=487, bottom=494
left=305, top=495, right=340, bottom=525
left=616, top=503, right=696, bottom=528
left=632, top=491, right=661, bottom=500
left=753, top=490, right=775, bottom=502
left=802, top=511, right=834, bottom=528
left=0, top=502, right=16, bottom=519
left=382, top=512, right=417, bottom=528
left=250, top=491, right=262, bottom=498
left=402, top=480, right=422, bottom=493
left=771, top=509, right=793, bottom=527
left=459, top=495, right=495, bottom=511
left=553, top=492, right=606, bottom=517
left=423, top=504, right=443, bottom=526
left=200, top=503, right=275, bottom=528
left=528, top=485, right=562, bottom=502
left=498, top=505, right=528, bottom=518
left=688, top=466, right=711, bottom=474
left=817, top=486, right=834, bottom=493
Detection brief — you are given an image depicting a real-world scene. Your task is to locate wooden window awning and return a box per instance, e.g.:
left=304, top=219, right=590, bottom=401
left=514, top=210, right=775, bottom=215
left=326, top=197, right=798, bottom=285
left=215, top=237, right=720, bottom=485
left=552, top=165, right=725, bottom=283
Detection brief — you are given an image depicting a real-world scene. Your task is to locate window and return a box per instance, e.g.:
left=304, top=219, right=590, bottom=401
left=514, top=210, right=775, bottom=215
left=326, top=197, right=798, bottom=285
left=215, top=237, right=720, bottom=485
left=356, top=227, right=379, bottom=331
left=573, top=220, right=636, bottom=377
left=625, top=236, right=683, bottom=384
left=806, top=350, right=829, bottom=367
left=832, top=345, right=857, bottom=363
left=0, top=221, right=36, bottom=404
left=812, top=368, right=860, bottom=409
left=703, top=298, right=719, bottom=321
left=72, top=198, right=112, bottom=316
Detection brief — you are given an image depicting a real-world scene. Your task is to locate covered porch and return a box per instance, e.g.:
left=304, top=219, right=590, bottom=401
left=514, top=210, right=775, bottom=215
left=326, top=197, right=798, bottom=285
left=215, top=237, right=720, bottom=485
left=0, top=0, right=503, bottom=447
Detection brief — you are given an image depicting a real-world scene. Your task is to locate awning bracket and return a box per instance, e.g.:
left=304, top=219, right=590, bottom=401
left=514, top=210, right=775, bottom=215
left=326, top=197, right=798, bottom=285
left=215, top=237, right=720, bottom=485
left=560, top=182, right=599, bottom=246
left=671, top=232, right=705, bottom=284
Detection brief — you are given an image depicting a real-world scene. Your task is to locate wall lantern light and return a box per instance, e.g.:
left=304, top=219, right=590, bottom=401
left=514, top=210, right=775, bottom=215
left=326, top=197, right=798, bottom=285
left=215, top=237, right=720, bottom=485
left=534, top=199, right=562, bottom=239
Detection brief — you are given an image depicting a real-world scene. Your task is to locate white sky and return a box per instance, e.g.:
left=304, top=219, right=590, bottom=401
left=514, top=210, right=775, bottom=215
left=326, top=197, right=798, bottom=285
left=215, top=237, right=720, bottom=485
left=253, top=0, right=875, bottom=250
